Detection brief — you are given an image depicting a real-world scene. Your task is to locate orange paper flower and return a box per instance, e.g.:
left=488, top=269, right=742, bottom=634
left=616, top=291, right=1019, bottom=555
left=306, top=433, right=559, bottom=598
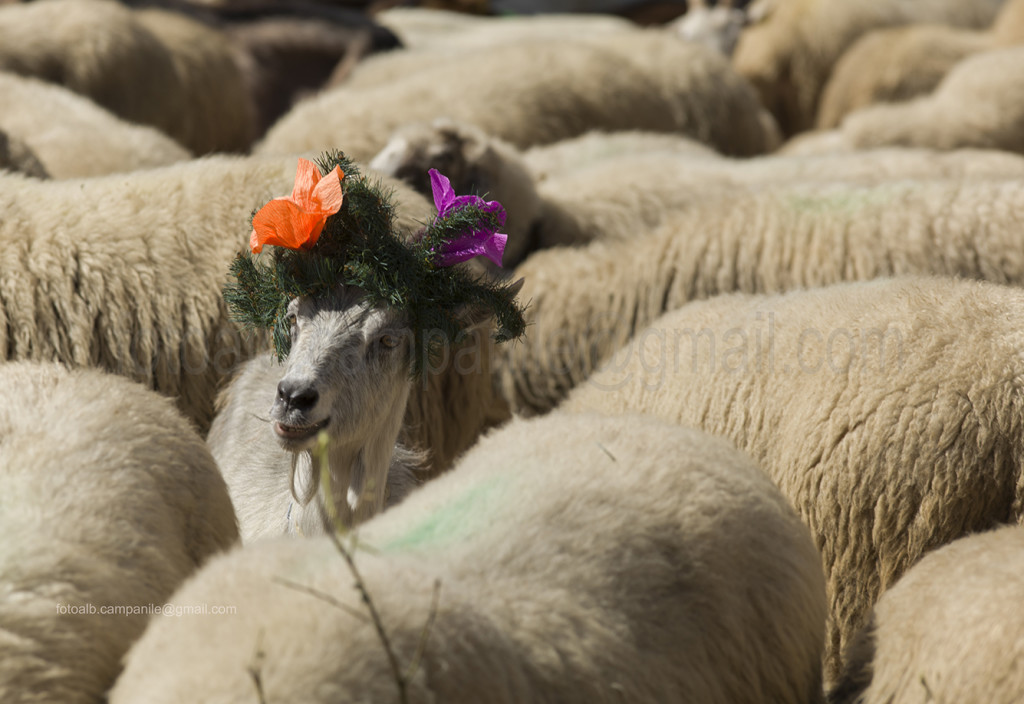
left=249, top=159, right=345, bottom=253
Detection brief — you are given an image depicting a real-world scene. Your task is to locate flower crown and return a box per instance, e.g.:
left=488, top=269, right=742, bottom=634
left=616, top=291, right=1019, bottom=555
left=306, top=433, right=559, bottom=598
left=224, top=151, right=526, bottom=373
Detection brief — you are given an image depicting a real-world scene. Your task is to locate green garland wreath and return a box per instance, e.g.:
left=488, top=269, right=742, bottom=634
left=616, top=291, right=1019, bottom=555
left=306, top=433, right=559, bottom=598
left=223, top=151, right=526, bottom=375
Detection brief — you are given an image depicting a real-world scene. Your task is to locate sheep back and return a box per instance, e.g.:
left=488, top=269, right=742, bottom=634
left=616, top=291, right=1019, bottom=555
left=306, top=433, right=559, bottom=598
left=499, top=171, right=1024, bottom=416
left=0, top=0, right=256, bottom=154
left=0, top=71, right=191, bottom=178
left=112, top=412, right=826, bottom=704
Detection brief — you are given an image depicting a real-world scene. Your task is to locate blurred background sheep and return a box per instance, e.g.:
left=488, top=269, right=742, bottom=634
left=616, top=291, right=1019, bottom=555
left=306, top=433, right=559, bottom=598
left=816, top=0, right=1024, bottom=129
left=731, top=0, right=1006, bottom=136
left=791, top=45, right=1024, bottom=156
left=0, top=72, right=191, bottom=178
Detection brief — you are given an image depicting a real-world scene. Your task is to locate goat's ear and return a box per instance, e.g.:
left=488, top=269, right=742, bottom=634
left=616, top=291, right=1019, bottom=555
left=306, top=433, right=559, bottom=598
left=506, top=277, right=526, bottom=297
left=456, top=277, right=526, bottom=332
left=455, top=302, right=495, bottom=333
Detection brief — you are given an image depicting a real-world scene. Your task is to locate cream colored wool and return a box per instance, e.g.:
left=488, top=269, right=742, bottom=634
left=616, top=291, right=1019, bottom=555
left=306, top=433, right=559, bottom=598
left=732, top=0, right=1005, bottom=135
left=815, top=24, right=989, bottom=129
left=817, top=0, right=1024, bottom=129
left=0, top=155, right=433, bottom=433
left=348, top=10, right=636, bottom=90
left=373, top=7, right=634, bottom=53
left=498, top=176, right=1024, bottom=416
left=828, top=45, right=1024, bottom=154
left=562, top=276, right=1024, bottom=682
left=0, top=362, right=238, bottom=704
left=256, top=31, right=780, bottom=162
left=0, top=71, right=190, bottom=178
left=530, top=148, right=1024, bottom=248
left=522, top=129, right=722, bottom=182
left=0, top=0, right=255, bottom=154
left=829, top=525, right=1024, bottom=704
left=112, top=413, right=827, bottom=704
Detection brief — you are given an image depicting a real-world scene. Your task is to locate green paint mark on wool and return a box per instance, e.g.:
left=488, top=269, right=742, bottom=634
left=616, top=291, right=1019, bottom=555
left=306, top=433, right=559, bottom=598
left=785, top=184, right=900, bottom=215
left=380, top=476, right=512, bottom=553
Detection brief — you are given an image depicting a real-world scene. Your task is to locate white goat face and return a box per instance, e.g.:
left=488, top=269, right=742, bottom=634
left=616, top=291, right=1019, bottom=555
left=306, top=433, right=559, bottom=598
left=270, top=287, right=413, bottom=453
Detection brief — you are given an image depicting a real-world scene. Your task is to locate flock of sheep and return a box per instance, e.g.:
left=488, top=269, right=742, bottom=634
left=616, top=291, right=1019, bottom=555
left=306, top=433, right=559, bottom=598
left=2, top=0, right=1024, bottom=702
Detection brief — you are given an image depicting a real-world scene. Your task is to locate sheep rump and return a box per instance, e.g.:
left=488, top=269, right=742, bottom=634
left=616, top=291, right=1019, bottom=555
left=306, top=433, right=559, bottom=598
left=829, top=525, right=1024, bottom=704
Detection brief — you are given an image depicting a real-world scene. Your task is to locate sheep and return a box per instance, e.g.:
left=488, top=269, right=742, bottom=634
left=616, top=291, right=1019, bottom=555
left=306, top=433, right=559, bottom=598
left=131, top=5, right=257, bottom=153
left=372, top=6, right=635, bottom=53
left=111, top=412, right=827, bottom=704
left=816, top=0, right=1024, bottom=129
left=342, top=9, right=636, bottom=91
left=371, top=119, right=1024, bottom=269
left=0, top=127, right=47, bottom=179
left=208, top=281, right=516, bottom=539
left=814, top=24, right=990, bottom=130
left=828, top=525, right=1024, bottom=704
left=255, top=31, right=781, bottom=163
left=732, top=0, right=1006, bottom=135
left=0, top=154, right=434, bottom=433
left=560, top=276, right=1024, bottom=683
left=496, top=174, right=1024, bottom=417
left=0, top=0, right=256, bottom=154
left=797, top=45, right=1024, bottom=155
left=522, top=129, right=723, bottom=181
left=0, top=71, right=190, bottom=179
left=222, top=11, right=401, bottom=136
left=0, top=361, right=238, bottom=704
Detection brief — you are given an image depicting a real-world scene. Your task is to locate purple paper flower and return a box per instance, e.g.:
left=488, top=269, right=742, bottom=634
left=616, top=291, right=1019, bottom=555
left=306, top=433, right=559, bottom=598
left=429, top=168, right=508, bottom=267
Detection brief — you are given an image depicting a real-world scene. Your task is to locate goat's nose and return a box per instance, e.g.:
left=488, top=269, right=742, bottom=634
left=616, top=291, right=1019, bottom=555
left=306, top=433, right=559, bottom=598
left=276, top=379, right=319, bottom=413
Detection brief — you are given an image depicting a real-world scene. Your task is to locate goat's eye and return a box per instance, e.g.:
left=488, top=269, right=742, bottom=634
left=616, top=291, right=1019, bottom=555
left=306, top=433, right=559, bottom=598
left=286, top=312, right=298, bottom=336
left=378, top=333, right=400, bottom=349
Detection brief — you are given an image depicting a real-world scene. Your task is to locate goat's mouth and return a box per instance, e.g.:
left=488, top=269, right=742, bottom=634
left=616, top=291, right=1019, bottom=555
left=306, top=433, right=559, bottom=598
left=274, top=417, right=330, bottom=446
